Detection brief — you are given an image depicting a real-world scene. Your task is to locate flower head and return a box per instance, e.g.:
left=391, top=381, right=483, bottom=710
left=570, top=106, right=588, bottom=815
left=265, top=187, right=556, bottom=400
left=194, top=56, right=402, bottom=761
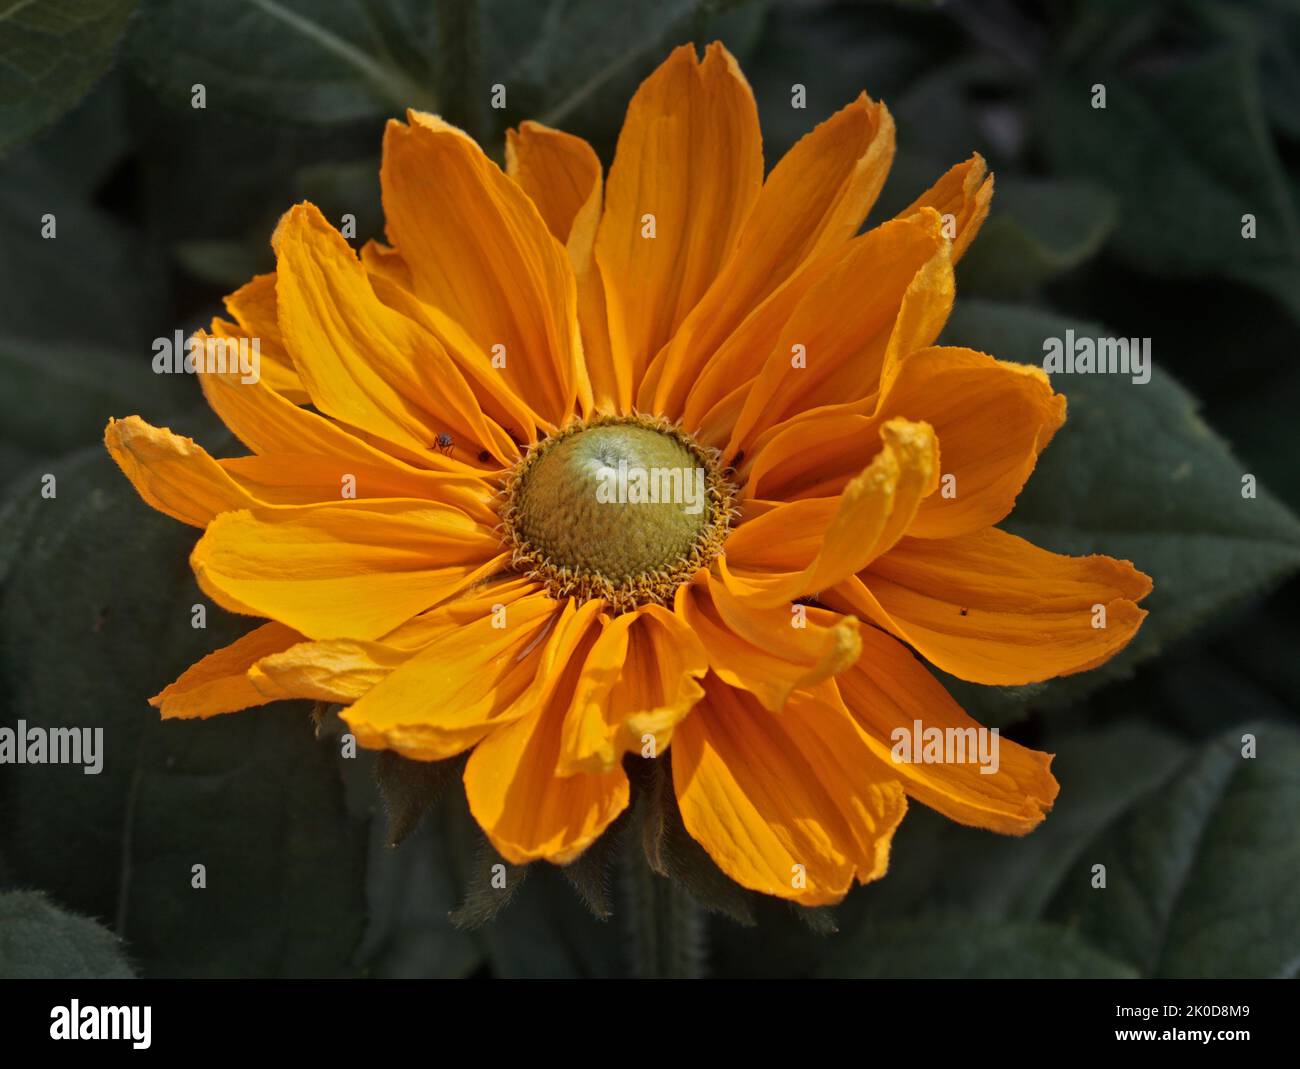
left=106, top=42, right=1151, bottom=906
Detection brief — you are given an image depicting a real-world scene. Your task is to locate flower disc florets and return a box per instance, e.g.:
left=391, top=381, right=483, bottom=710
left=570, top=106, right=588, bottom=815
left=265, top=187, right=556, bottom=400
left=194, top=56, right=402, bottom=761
left=501, top=414, right=735, bottom=612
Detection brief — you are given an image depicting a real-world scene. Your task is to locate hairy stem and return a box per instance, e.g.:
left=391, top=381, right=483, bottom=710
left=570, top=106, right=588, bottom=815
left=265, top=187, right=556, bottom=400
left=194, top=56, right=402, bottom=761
left=622, top=831, right=706, bottom=978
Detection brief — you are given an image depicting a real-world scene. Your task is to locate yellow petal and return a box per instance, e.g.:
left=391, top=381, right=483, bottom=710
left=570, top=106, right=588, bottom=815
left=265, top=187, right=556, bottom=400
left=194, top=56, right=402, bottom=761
left=506, top=120, right=612, bottom=418
left=876, top=346, right=1066, bottom=538
left=506, top=120, right=602, bottom=249
left=218, top=272, right=308, bottom=402
left=720, top=210, right=949, bottom=454
left=273, top=201, right=517, bottom=464
left=743, top=346, right=1065, bottom=540
left=106, top=416, right=258, bottom=527
left=365, top=269, right=546, bottom=447
left=196, top=346, right=472, bottom=479
left=381, top=111, right=585, bottom=425
left=190, top=501, right=504, bottom=641
left=742, top=409, right=874, bottom=503
left=250, top=577, right=544, bottom=704
left=557, top=603, right=707, bottom=775
left=876, top=242, right=955, bottom=394
left=723, top=418, right=938, bottom=606
left=830, top=527, right=1152, bottom=685
left=831, top=626, right=1059, bottom=834
left=679, top=573, right=860, bottom=712
left=672, top=675, right=907, bottom=905
left=464, top=600, right=629, bottom=864
left=250, top=636, right=413, bottom=705
left=151, top=622, right=302, bottom=719
left=217, top=453, right=497, bottom=525
left=338, top=592, right=567, bottom=759
left=596, top=42, right=763, bottom=408
left=359, top=238, right=413, bottom=291
left=897, top=154, right=994, bottom=261
left=646, top=91, right=895, bottom=419
left=105, top=415, right=497, bottom=529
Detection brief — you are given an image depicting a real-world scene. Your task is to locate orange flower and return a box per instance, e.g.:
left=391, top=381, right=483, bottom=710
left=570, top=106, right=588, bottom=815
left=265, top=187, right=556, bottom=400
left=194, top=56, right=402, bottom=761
left=105, top=42, right=1151, bottom=906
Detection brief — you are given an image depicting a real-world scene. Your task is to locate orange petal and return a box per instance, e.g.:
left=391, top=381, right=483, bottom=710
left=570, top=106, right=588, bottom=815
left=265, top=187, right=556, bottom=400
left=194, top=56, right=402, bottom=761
left=354, top=272, right=547, bottom=447
left=218, top=272, right=308, bottom=403
left=250, top=577, right=544, bottom=704
left=250, top=636, right=414, bottom=705
left=721, top=210, right=950, bottom=454
left=190, top=501, right=505, bottom=641
left=557, top=603, right=707, bottom=775
left=647, top=91, right=895, bottom=419
left=106, top=416, right=258, bottom=528
left=381, top=111, right=585, bottom=425
left=272, top=202, right=517, bottom=464
left=193, top=344, right=383, bottom=460
left=464, top=601, right=629, bottom=864
left=897, top=154, right=994, bottom=262
left=505, top=120, right=607, bottom=417
left=105, top=415, right=498, bottom=529
left=506, top=120, right=602, bottom=249
left=217, top=453, right=497, bottom=524
left=197, top=344, right=485, bottom=486
left=679, top=573, right=861, bottom=712
left=877, top=241, right=956, bottom=393
left=742, top=409, right=875, bottom=503
left=507, top=122, right=608, bottom=420
left=832, top=626, right=1059, bottom=833
left=359, top=238, right=414, bottom=292
left=596, top=42, right=763, bottom=409
left=743, top=346, right=1065, bottom=541
left=151, top=622, right=303, bottom=719
left=877, top=347, right=1066, bottom=538
left=830, top=527, right=1152, bottom=685
left=672, top=675, right=907, bottom=905
left=723, top=418, right=938, bottom=606
left=338, top=592, right=568, bottom=759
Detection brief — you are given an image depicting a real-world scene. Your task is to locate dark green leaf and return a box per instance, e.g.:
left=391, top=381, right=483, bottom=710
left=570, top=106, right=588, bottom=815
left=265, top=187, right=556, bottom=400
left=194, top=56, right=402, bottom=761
left=0, top=0, right=138, bottom=155
left=1037, top=45, right=1300, bottom=320
left=858, top=723, right=1195, bottom=924
left=488, top=0, right=705, bottom=156
left=1045, top=722, right=1300, bottom=978
left=0, top=890, right=135, bottom=979
left=354, top=791, right=484, bottom=978
left=0, top=443, right=369, bottom=977
left=0, top=335, right=178, bottom=458
left=820, top=716, right=1300, bottom=978
left=125, top=0, right=438, bottom=123
left=959, top=177, right=1116, bottom=297
left=816, top=917, right=1135, bottom=978
left=0, top=154, right=170, bottom=351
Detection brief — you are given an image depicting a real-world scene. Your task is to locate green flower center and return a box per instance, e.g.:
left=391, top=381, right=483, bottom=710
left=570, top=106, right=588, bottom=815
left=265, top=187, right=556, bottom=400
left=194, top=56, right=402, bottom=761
left=502, top=415, right=733, bottom=612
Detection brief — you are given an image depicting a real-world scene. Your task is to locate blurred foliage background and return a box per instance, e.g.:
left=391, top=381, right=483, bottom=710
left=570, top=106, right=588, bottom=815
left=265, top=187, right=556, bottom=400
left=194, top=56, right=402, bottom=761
left=1, top=0, right=1299, bottom=978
